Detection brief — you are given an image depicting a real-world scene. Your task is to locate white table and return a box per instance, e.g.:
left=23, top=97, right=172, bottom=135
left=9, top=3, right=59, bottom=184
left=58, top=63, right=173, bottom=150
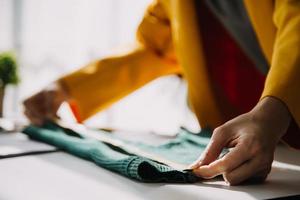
left=0, top=133, right=300, bottom=200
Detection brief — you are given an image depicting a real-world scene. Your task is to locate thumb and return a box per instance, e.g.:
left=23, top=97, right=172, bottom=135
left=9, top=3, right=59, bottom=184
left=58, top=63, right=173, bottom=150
left=189, top=127, right=228, bottom=169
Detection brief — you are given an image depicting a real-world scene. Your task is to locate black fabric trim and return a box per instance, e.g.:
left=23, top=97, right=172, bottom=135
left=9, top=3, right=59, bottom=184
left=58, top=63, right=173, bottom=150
left=0, top=149, right=59, bottom=159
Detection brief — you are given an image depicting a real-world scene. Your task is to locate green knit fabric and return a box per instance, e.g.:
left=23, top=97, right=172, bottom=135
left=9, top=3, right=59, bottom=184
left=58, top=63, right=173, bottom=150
left=23, top=122, right=212, bottom=183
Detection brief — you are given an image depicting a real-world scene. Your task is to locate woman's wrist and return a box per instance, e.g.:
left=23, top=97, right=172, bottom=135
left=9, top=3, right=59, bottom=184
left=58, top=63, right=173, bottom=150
left=250, top=96, right=291, bottom=139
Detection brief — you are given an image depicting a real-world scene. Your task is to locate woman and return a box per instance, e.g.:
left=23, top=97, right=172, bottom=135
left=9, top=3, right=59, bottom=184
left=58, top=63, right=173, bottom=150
left=24, top=0, right=300, bottom=185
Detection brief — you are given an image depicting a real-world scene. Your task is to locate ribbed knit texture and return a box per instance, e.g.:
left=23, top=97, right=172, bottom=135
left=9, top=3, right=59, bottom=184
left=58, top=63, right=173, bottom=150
left=23, top=122, right=212, bottom=183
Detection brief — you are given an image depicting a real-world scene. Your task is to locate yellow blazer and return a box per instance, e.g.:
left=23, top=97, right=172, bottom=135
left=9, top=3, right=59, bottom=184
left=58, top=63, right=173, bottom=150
left=59, top=0, right=300, bottom=137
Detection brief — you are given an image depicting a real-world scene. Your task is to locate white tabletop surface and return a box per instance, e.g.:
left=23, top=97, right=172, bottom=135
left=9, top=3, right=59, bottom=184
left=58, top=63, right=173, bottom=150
left=0, top=133, right=300, bottom=200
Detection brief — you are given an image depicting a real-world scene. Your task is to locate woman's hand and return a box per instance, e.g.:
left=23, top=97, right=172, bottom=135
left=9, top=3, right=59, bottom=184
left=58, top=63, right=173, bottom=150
left=190, top=97, right=291, bottom=185
left=23, top=82, right=69, bottom=126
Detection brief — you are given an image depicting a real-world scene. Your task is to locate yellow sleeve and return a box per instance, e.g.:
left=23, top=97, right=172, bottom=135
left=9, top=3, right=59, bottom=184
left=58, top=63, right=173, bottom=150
left=261, top=0, right=300, bottom=148
left=59, top=1, right=180, bottom=121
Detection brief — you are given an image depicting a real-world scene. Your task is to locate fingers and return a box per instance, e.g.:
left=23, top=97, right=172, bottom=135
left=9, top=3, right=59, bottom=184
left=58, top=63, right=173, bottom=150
left=242, top=170, right=270, bottom=185
left=193, top=144, right=252, bottom=178
left=44, top=90, right=57, bottom=120
left=24, top=109, right=44, bottom=126
left=189, top=127, right=229, bottom=169
left=223, top=157, right=271, bottom=185
left=23, top=91, right=59, bottom=125
left=24, top=97, right=44, bottom=125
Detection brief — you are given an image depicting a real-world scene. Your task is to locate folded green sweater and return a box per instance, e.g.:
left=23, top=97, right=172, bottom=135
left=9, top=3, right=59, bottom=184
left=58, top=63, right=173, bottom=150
left=23, top=122, right=212, bottom=183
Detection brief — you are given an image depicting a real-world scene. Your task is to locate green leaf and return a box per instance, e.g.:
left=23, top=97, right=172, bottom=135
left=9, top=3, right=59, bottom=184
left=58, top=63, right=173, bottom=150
left=0, top=52, right=20, bottom=87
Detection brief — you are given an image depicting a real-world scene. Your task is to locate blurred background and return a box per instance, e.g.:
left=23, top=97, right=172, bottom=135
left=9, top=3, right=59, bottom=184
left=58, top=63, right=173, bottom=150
left=0, top=0, right=199, bottom=134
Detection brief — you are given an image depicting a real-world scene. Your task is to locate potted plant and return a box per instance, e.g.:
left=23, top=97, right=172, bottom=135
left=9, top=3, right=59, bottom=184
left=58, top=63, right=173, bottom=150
left=0, top=52, right=20, bottom=117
